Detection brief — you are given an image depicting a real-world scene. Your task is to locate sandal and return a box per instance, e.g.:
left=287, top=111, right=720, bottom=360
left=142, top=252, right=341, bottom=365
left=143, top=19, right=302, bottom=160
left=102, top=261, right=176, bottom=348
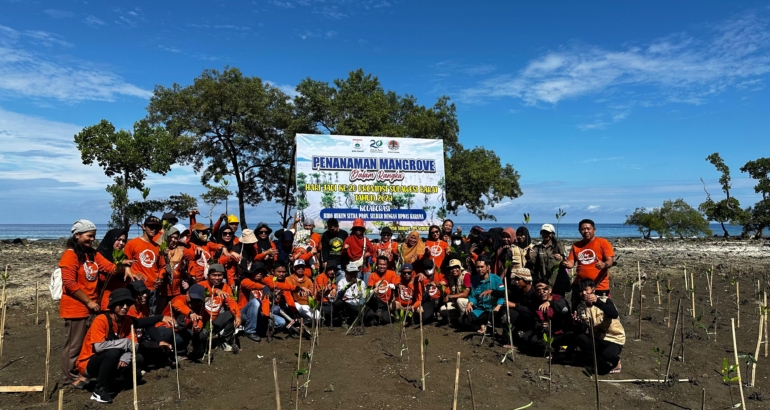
left=609, top=360, right=622, bottom=374
left=72, top=377, right=89, bottom=390
left=477, top=325, right=486, bottom=335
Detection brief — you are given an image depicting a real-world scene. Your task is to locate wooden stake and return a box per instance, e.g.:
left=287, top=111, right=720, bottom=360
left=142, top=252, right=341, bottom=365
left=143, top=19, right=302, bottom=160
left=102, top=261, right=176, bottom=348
left=296, top=319, right=303, bottom=371
left=168, top=303, right=181, bottom=399
left=735, top=279, right=745, bottom=326
left=0, top=282, right=7, bottom=361
left=707, top=266, right=713, bottom=307
left=664, top=300, right=681, bottom=382
left=638, top=271, right=643, bottom=340
left=701, top=388, right=705, bottom=410
left=690, top=271, right=696, bottom=318
left=452, top=352, right=460, bottom=410
left=43, top=311, right=50, bottom=403
left=502, top=275, right=514, bottom=362
left=130, top=325, right=138, bottom=410
left=656, top=280, right=661, bottom=306
left=466, top=370, right=476, bottom=410
left=667, top=279, right=671, bottom=328
left=764, top=291, right=768, bottom=358
left=419, top=309, right=425, bottom=391
left=0, top=386, right=44, bottom=393
left=208, top=317, right=213, bottom=365
left=684, top=267, right=688, bottom=291
left=588, top=315, right=601, bottom=410
left=273, top=358, right=282, bottom=410
left=751, top=307, right=763, bottom=387
left=597, top=379, right=690, bottom=383
left=628, top=282, right=635, bottom=316
left=35, top=281, right=39, bottom=325
left=58, top=389, right=63, bottom=410
left=680, top=302, right=685, bottom=363
left=730, top=319, right=746, bottom=410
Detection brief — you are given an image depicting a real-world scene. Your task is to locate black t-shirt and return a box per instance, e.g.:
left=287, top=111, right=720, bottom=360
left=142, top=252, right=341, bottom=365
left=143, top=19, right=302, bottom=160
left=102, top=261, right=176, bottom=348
left=321, top=230, right=349, bottom=267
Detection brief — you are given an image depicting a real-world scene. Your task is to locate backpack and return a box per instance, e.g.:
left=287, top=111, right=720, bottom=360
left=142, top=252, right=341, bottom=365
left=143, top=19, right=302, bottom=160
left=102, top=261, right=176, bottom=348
left=50, top=267, right=62, bottom=301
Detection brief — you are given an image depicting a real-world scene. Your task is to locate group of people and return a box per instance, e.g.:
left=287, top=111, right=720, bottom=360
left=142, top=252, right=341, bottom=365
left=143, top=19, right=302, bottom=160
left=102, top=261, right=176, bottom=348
left=58, top=211, right=625, bottom=404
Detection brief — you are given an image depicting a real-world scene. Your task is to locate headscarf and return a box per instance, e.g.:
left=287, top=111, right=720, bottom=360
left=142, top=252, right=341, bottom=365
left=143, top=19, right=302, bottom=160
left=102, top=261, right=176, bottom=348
left=275, top=230, right=294, bottom=263
left=96, top=228, right=128, bottom=263
left=217, top=225, right=235, bottom=252
left=515, top=226, right=532, bottom=249
left=400, top=230, right=426, bottom=264
left=255, top=222, right=273, bottom=253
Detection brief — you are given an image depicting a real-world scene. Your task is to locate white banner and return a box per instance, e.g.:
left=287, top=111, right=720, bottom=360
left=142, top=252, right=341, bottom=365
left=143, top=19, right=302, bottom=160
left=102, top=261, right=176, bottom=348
left=295, top=134, right=446, bottom=234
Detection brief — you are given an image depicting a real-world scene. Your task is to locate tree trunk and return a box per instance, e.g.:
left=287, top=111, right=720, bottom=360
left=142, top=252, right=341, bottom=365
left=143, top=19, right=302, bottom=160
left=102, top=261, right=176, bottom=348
left=122, top=169, right=130, bottom=231
left=720, top=222, right=729, bottom=238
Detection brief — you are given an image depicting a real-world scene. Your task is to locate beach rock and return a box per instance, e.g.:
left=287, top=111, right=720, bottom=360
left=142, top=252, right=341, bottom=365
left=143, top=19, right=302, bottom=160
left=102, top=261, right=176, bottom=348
left=11, top=238, right=28, bottom=245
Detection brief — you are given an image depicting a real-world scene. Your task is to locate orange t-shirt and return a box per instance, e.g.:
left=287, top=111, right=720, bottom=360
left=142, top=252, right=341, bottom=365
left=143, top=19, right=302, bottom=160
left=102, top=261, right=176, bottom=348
left=200, top=281, right=240, bottom=321
left=286, top=274, right=315, bottom=305
left=421, top=273, right=447, bottom=301
left=567, top=237, right=615, bottom=291
left=314, top=274, right=337, bottom=303
left=58, top=249, right=115, bottom=319
left=262, top=275, right=297, bottom=314
left=395, top=277, right=422, bottom=308
left=158, top=295, right=209, bottom=331
left=425, top=240, right=450, bottom=271
left=376, top=241, right=399, bottom=270
left=75, top=314, right=136, bottom=375
left=123, top=238, right=165, bottom=291
left=368, top=270, right=399, bottom=303
left=182, top=242, right=223, bottom=283
left=238, top=277, right=266, bottom=310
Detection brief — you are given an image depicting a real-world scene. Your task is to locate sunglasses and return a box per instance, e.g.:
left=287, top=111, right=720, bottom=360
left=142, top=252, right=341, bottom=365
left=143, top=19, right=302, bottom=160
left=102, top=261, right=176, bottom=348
left=222, top=232, right=233, bottom=236
left=258, top=231, right=269, bottom=234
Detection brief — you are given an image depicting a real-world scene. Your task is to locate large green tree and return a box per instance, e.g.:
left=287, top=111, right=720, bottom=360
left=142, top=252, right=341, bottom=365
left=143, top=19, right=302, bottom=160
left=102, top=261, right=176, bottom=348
left=659, top=198, right=712, bottom=239
left=740, top=157, right=770, bottom=238
left=624, top=207, right=667, bottom=239
left=698, top=153, right=746, bottom=237
left=74, top=120, right=192, bottom=229
left=146, top=67, right=314, bottom=229
left=294, top=69, right=521, bottom=220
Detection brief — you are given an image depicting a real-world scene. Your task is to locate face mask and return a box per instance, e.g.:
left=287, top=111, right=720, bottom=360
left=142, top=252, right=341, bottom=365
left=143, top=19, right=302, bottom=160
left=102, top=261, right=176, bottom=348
left=453, top=240, right=461, bottom=246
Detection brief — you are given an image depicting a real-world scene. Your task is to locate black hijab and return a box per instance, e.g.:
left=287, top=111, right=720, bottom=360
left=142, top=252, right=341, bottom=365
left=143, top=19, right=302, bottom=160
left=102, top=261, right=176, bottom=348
left=96, top=228, right=128, bottom=263
left=515, top=226, right=532, bottom=249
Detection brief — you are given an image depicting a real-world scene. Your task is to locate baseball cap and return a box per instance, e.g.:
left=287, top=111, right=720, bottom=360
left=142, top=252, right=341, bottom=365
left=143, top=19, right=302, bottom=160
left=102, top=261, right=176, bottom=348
left=540, top=224, right=556, bottom=234
left=293, top=259, right=306, bottom=268
left=208, top=264, right=226, bottom=274
left=423, top=259, right=435, bottom=275
left=448, top=259, right=463, bottom=269
left=188, top=284, right=205, bottom=301
left=71, top=219, right=97, bottom=234
left=400, top=263, right=413, bottom=272
left=143, top=216, right=162, bottom=227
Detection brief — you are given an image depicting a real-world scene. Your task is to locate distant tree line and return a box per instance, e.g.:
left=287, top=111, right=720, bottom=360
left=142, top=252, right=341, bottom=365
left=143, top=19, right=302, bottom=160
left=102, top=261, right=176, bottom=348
left=74, top=68, right=522, bottom=230
left=624, top=153, right=770, bottom=239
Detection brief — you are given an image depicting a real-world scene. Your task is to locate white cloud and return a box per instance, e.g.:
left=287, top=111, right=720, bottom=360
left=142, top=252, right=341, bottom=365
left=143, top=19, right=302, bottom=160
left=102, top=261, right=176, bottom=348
left=265, top=80, right=299, bottom=98
left=460, top=9, right=770, bottom=105
left=22, top=30, right=73, bottom=48
left=0, top=24, right=151, bottom=102
left=82, top=15, right=107, bottom=28
left=43, top=9, right=75, bottom=19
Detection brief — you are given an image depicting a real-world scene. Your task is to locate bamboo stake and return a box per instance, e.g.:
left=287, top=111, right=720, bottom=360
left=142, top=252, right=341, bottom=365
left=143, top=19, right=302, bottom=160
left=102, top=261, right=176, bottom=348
left=58, top=389, right=63, bottom=410
left=750, top=308, right=763, bottom=387
left=168, top=303, right=181, bottom=399
left=273, top=358, right=282, bottom=410
left=680, top=302, right=685, bottom=363
left=656, top=279, right=661, bottom=306
left=208, top=317, right=213, bottom=365
left=452, top=352, right=460, bottom=410
left=735, top=279, right=741, bottom=327
left=730, top=319, right=747, bottom=410
left=764, top=291, right=768, bottom=358
left=303, top=317, right=318, bottom=398
left=597, top=379, right=690, bottom=383
left=588, top=315, right=601, bottom=410
left=43, top=311, right=50, bottom=403
left=0, top=386, right=44, bottom=393
left=466, top=370, right=476, bottom=410
left=130, top=325, right=138, bottom=410
left=502, top=275, right=514, bottom=362
left=665, top=300, right=681, bottom=382
left=35, top=281, right=39, bottom=325
left=701, top=388, right=705, bottom=410
left=627, top=282, right=635, bottom=316
left=691, top=271, right=696, bottom=318
left=0, top=282, right=7, bottom=361
left=684, top=266, right=688, bottom=291
left=419, top=309, right=425, bottom=391
left=667, top=279, right=672, bottom=328
left=638, top=269, right=643, bottom=340
left=706, top=266, right=713, bottom=307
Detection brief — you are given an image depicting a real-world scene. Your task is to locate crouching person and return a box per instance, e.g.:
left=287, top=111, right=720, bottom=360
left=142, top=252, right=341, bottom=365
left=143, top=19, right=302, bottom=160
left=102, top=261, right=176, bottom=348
left=439, top=259, right=470, bottom=326
left=201, top=264, right=241, bottom=352
left=464, top=257, right=504, bottom=334
left=75, top=288, right=143, bottom=404
left=516, top=280, right=572, bottom=354
left=125, top=281, right=174, bottom=369
left=365, top=256, right=398, bottom=325
left=333, top=263, right=367, bottom=325
left=570, top=279, right=624, bottom=375
left=157, top=284, right=209, bottom=362
left=286, top=259, right=318, bottom=324
left=393, top=263, right=422, bottom=325
left=239, top=262, right=268, bottom=343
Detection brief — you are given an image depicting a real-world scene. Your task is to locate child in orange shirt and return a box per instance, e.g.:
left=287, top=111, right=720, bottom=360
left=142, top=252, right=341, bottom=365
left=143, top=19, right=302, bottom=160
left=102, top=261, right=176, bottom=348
left=365, top=256, right=399, bottom=325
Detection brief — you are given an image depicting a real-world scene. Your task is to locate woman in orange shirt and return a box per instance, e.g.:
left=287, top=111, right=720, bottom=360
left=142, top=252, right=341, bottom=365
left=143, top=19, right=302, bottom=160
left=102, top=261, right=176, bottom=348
left=376, top=226, right=398, bottom=270
left=59, top=220, right=136, bottom=388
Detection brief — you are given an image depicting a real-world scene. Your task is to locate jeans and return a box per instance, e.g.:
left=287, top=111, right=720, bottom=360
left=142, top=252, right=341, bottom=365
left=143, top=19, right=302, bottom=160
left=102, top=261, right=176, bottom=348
left=240, top=298, right=260, bottom=335
left=272, top=305, right=287, bottom=329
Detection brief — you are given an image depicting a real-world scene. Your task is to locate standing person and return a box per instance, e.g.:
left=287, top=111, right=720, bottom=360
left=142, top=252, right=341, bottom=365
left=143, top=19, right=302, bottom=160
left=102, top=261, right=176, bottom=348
left=156, top=226, right=191, bottom=315
left=123, top=216, right=166, bottom=306
left=570, top=279, right=624, bottom=375
left=59, top=220, right=134, bottom=388
left=439, top=259, right=471, bottom=325
left=75, top=288, right=141, bottom=403
left=156, top=212, right=179, bottom=244
left=495, top=227, right=525, bottom=277
left=425, top=225, right=450, bottom=272
left=320, top=218, right=348, bottom=276
left=464, top=257, right=504, bottom=334
left=399, top=230, right=426, bottom=268
left=515, top=226, right=534, bottom=270
left=365, top=256, right=399, bottom=325
left=214, top=225, right=239, bottom=286
left=376, top=226, right=398, bottom=270
left=212, top=214, right=240, bottom=243
left=286, top=260, right=318, bottom=323
left=531, top=224, right=570, bottom=296
left=333, top=264, right=367, bottom=325
left=95, top=228, right=131, bottom=310
left=562, top=219, right=615, bottom=308
left=184, top=223, right=225, bottom=283
left=343, top=218, right=373, bottom=281
left=440, top=219, right=455, bottom=242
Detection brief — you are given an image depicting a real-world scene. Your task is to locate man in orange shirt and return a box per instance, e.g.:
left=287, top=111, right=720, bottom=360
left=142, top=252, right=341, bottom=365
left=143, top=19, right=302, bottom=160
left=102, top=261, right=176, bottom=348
left=286, top=259, right=317, bottom=323
left=376, top=226, right=398, bottom=270
left=419, top=259, right=447, bottom=324
left=183, top=223, right=226, bottom=283
left=157, top=284, right=209, bottom=362
left=365, top=255, right=399, bottom=325
left=393, top=263, right=423, bottom=325
left=200, top=264, right=241, bottom=352
left=315, top=264, right=337, bottom=325
left=563, top=219, right=615, bottom=308
left=123, top=216, right=166, bottom=308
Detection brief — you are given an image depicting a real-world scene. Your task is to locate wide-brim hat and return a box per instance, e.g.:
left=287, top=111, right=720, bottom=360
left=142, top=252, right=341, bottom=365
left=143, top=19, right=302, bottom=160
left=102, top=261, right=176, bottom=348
left=511, top=267, right=532, bottom=282
left=241, top=229, right=257, bottom=244
left=108, top=288, right=135, bottom=309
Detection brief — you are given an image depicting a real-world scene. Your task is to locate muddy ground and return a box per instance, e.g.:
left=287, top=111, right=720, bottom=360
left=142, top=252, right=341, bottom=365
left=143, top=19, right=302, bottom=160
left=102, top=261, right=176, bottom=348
left=0, top=238, right=769, bottom=409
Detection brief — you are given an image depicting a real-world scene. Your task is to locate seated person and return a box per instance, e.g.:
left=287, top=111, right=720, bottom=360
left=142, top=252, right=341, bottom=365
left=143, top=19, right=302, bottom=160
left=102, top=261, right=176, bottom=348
left=464, top=256, right=504, bottom=334
left=262, top=263, right=300, bottom=333
left=200, top=264, right=241, bottom=352
left=286, top=259, right=318, bottom=324
left=333, top=263, right=367, bottom=325
left=516, top=280, right=572, bottom=353
left=570, top=279, right=625, bottom=375
left=486, top=268, right=536, bottom=335
left=393, top=263, right=423, bottom=325
left=439, top=259, right=470, bottom=325
left=365, top=256, right=398, bottom=325
left=157, top=284, right=209, bottom=362
left=125, top=280, right=174, bottom=368
left=418, top=259, right=446, bottom=324
left=315, top=264, right=338, bottom=325
left=75, top=288, right=142, bottom=404
left=239, top=262, right=268, bottom=342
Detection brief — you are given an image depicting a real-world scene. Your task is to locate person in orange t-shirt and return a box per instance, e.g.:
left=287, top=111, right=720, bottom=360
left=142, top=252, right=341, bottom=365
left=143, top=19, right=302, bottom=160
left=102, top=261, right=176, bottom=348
left=393, top=263, right=423, bottom=324
left=418, top=259, right=447, bottom=324
left=183, top=223, right=226, bottom=283
left=315, top=265, right=337, bottom=324
left=263, top=263, right=300, bottom=333
left=343, top=218, right=373, bottom=276
left=563, top=219, right=615, bottom=307
left=425, top=225, right=450, bottom=272
left=123, top=215, right=166, bottom=295
left=239, top=262, right=268, bottom=342
left=59, top=220, right=135, bottom=387
left=365, top=256, right=399, bottom=325
left=376, top=227, right=399, bottom=270
left=200, top=264, right=241, bottom=349
left=75, top=288, right=139, bottom=403
left=157, top=284, right=209, bottom=361
left=286, top=259, right=317, bottom=323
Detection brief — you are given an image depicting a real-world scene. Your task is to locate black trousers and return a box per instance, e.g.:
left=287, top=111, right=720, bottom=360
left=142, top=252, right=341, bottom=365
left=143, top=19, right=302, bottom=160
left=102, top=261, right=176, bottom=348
left=86, top=348, right=144, bottom=391
left=465, top=311, right=491, bottom=328
left=571, top=333, right=622, bottom=375
left=420, top=299, right=439, bottom=324
left=213, top=311, right=235, bottom=341
left=364, top=298, right=391, bottom=325
left=327, top=300, right=361, bottom=325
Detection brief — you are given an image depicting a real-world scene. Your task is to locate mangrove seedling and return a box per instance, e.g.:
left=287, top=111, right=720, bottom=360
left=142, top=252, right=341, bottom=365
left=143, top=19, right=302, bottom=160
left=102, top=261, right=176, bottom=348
left=653, top=347, right=665, bottom=377
left=721, top=357, right=739, bottom=407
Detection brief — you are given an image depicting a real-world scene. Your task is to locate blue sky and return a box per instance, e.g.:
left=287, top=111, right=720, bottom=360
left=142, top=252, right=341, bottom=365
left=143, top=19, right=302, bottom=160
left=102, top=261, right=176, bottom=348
left=1, top=0, right=769, bottom=225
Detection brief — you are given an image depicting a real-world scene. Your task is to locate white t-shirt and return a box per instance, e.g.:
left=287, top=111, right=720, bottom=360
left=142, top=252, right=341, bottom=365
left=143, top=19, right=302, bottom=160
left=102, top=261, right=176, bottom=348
left=337, top=277, right=366, bottom=306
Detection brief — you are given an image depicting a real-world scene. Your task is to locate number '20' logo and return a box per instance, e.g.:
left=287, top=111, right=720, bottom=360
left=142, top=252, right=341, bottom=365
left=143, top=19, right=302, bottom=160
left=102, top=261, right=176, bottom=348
left=370, top=140, right=383, bottom=148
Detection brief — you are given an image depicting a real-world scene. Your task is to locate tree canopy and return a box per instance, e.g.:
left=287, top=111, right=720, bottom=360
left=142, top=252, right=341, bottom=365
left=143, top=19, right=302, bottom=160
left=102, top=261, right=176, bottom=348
left=660, top=198, right=712, bottom=238
left=623, top=207, right=666, bottom=239
left=739, top=157, right=770, bottom=238
left=698, top=152, right=746, bottom=237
